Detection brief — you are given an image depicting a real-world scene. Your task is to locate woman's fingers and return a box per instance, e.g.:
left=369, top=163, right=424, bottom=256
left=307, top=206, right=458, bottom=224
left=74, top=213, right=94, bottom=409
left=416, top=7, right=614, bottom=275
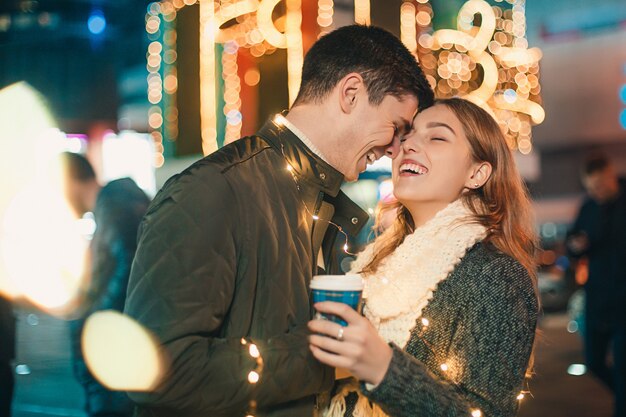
left=313, top=301, right=363, bottom=325
left=309, top=345, right=352, bottom=369
left=308, top=334, right=356, bottom=356
left=307, top=317, right=344, bottom=338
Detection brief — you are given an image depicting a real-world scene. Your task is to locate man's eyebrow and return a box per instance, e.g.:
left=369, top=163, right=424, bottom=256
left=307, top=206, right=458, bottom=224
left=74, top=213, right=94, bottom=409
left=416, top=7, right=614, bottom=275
left=426, top=121, right=456, bottom=135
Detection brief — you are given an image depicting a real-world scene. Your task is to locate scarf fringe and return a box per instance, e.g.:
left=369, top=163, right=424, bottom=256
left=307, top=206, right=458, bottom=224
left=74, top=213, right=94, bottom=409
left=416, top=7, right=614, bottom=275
left=324, top=380, right=389, bottom=417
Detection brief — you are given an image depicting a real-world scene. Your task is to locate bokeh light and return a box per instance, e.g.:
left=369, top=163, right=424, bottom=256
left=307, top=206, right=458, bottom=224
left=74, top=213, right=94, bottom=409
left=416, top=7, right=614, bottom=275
left=82, top=310, right=166, bottom=391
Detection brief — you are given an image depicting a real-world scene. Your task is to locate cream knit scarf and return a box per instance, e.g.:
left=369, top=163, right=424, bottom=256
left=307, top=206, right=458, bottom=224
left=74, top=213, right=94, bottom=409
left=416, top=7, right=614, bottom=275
left=324, top=200, right=487, bottom=417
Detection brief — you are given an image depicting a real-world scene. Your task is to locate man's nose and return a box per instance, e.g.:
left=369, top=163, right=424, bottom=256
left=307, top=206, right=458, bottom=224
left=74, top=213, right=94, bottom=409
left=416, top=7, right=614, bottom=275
left=385, top=135, right=402, bottom=159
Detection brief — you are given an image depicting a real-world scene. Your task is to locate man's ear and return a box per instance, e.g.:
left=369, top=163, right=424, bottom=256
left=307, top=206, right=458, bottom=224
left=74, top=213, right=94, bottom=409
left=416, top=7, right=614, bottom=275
left=466, top=161, right=492, bottom=189
left=338, top=72, right=364, bottom=114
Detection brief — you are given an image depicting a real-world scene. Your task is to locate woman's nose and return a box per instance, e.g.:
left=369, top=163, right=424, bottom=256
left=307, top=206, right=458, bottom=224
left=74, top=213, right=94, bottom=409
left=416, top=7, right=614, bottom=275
left=401, top=135, right=419, bottom=153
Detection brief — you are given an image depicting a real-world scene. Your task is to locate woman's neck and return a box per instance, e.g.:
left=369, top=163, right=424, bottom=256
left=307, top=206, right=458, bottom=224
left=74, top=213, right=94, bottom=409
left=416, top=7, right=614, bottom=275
left=403, top=201, right=455, bottom=229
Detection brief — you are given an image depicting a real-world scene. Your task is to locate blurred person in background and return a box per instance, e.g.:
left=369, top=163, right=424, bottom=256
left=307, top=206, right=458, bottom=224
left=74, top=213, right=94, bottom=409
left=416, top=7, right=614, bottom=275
left=59, top=152, right=150, bottom=417
left=308, top=98, right=538, bottom=417
left=566, top=153, right=626, bottom=417
left=124, top=24, right=433, bottom=417
left=0, top=294, right=15, bottom=417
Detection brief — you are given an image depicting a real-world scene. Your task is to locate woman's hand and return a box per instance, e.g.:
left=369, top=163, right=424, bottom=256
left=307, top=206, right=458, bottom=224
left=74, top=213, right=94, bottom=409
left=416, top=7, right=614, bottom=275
left=308, top=301, right=393, bottom=386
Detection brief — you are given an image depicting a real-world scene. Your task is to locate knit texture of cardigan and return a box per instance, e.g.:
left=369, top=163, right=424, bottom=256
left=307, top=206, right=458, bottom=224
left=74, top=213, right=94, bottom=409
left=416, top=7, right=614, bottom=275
left=359, top=242, right=538, bottom=417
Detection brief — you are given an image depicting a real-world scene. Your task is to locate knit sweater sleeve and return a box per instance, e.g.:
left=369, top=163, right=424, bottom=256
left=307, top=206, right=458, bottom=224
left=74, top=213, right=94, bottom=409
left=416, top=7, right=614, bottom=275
left=361, top=256, right=538, bottom=417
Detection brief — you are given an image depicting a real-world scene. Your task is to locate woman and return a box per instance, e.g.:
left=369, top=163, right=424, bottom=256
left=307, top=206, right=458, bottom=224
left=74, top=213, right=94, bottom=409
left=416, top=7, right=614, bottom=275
left=308, top=97, right=539, bottom=417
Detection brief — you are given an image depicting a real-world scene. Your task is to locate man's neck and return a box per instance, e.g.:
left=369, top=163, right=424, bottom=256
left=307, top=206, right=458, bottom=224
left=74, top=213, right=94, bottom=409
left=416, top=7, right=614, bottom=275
left=283, top=105, right=341, bottom=169
left=276, top=114, right=329, bottom=165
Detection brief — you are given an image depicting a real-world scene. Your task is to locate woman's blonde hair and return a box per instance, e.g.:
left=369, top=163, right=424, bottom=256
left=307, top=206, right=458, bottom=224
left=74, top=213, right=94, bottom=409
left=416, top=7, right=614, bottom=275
left=362, top=97, right=538, bottom=279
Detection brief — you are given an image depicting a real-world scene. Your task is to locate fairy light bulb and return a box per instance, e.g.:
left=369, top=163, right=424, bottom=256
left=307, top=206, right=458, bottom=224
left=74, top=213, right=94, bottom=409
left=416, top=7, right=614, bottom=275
left=471, top=409, right=482, bottom=417
left=312, top=215, right=319, bottom=220
left=343, top=243, right=349, bottom=252
left=421, top=318, right=430, bottom=327
left=286, top=164, right=293, bottom=172
left=248, top=370, right=260, bottom=384
left=517, top=393, right=525, bottom=400
left=249, top=344, right=260, bottom=358
left=440, top=363, right=449, bottom=372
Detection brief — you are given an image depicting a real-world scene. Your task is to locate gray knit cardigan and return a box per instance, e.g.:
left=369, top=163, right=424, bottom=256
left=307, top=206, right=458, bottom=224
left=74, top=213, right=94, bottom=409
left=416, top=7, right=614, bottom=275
left=360, top=242, right=538, bottom=417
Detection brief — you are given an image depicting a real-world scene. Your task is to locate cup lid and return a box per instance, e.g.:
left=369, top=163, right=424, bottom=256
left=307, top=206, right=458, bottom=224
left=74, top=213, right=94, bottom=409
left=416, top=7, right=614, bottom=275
left=310, top=274, right=363, bottom=291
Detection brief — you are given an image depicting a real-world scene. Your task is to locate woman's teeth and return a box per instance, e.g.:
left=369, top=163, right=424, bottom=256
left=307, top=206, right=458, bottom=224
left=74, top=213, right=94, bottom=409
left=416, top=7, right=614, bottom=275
left=366, top=152, right=376, bottom=164
left=400, top=163, right=428, bottom=175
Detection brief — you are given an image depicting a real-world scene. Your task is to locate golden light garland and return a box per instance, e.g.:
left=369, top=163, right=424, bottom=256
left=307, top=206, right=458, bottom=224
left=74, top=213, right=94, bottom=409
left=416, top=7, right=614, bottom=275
left=354, top=0, right=370, bottom=26
left=222, top=41, right=243, bottom=144
left=400, top=1, right=417, bottom=56
left=146, top=0, right=303, bottom=158
left=317, top=0, right=334, bottom=36
left=199, top=0, right=218, bottom=155
left=412, top=0, right=544, bottom=154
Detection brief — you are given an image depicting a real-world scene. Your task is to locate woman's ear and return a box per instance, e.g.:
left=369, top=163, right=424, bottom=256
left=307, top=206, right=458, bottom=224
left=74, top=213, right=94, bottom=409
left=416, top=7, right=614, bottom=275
left=466, top=161, right=492, bottom=189
left=338, top=73, right=364, bottom=114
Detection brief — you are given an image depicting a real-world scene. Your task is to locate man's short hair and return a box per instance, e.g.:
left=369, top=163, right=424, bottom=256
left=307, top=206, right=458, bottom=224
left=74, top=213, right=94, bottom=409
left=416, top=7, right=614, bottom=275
left=582, top=153, right=611, bottom=177
left=293, top=25, right=434, bottom=109
left=59, top=151, right=96, bottom=182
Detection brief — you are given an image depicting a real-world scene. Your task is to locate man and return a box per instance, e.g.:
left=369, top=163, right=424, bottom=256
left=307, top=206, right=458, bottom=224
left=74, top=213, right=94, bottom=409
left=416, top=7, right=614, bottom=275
left=59, top=152, right=151, bottom=417
left=124, top=24, right=434, bottom=417
left=567, top=153, right=626, bottom=417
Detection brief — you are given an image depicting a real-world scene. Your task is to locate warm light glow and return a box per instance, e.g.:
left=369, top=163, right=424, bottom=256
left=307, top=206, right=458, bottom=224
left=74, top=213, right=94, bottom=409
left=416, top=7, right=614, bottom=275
left=517, top=393, right=525, bottom=400
left=248, top=370, right=260, bottom=383
left=312, top=215, right=320, bottom=220
left=222, top=41, right=243, bottom=144
left=200, top=0, right=219, bottom=155
left=471, top=410, right=482, bottom=417
left=82, top=311, right=165, bottom=391
left=257, top=0, right=286, bottom=48
left=421, top=318, right=429, bottom=327
left=249, top=344, right=260, bottom=358
left=2, top=181, right=88, bottom=311
left=285, top=0, right=303, bottom=105
left=0, top=83, right=88, bottom=310
left=244, top=68, right=261, bottom=86
left=440, top=363, right=449, bottom=371
left=400, top=2, right=417, bottom=55
left=317, top=0, right=334, bottom=33
left=417, top=0, right=544, bottom=152
left=354, top=0, right=370, bottom=26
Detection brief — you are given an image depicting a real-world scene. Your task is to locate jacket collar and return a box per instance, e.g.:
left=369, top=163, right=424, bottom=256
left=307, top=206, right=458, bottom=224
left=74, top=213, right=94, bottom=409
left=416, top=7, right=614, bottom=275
left=257, top=115, right=344, bottom=198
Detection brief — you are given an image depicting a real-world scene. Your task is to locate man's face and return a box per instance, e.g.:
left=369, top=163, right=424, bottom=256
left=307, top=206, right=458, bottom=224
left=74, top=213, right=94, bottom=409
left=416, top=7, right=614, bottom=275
left=338, top=94, right=418, bottom=182
left=583, top=168, right=619, bottom=203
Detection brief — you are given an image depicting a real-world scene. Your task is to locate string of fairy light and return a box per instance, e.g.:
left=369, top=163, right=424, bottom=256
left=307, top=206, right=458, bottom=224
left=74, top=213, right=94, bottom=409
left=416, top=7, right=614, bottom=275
left=367, top=278, right=530, bottom=417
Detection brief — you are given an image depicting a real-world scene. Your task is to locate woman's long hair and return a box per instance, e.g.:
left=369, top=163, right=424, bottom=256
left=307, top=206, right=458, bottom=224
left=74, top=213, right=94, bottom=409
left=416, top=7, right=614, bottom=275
left=362, top=98, right=538, bottom=281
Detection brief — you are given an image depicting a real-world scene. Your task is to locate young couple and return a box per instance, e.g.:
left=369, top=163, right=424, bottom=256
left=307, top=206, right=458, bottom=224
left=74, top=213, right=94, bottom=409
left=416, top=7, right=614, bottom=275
left=125, top=24, right=538, bottom=417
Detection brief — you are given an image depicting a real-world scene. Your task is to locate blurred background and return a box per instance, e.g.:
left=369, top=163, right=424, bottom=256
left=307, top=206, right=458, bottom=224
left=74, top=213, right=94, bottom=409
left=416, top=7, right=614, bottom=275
left=1, top=0, right=625, bottom=416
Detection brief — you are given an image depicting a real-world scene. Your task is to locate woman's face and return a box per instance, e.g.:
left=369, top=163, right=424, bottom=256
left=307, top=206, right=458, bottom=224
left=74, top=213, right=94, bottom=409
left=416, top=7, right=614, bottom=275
left=392, top=104, right=478, bottom=221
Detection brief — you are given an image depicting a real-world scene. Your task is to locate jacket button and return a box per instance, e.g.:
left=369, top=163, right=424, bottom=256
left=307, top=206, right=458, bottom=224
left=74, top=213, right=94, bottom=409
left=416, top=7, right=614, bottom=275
left=351, top=217, right=359, bottom=224
left=319, top=172, right=326, bottom=180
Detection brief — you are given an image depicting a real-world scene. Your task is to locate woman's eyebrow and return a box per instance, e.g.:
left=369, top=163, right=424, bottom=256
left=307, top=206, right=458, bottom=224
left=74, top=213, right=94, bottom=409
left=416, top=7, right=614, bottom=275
left=426, top=121, right=455, bottom=135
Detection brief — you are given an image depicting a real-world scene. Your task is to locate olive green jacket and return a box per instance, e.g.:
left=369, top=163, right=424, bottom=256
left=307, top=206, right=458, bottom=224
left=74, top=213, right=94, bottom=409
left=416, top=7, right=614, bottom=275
left=124, top=118, right=368, bottom=417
